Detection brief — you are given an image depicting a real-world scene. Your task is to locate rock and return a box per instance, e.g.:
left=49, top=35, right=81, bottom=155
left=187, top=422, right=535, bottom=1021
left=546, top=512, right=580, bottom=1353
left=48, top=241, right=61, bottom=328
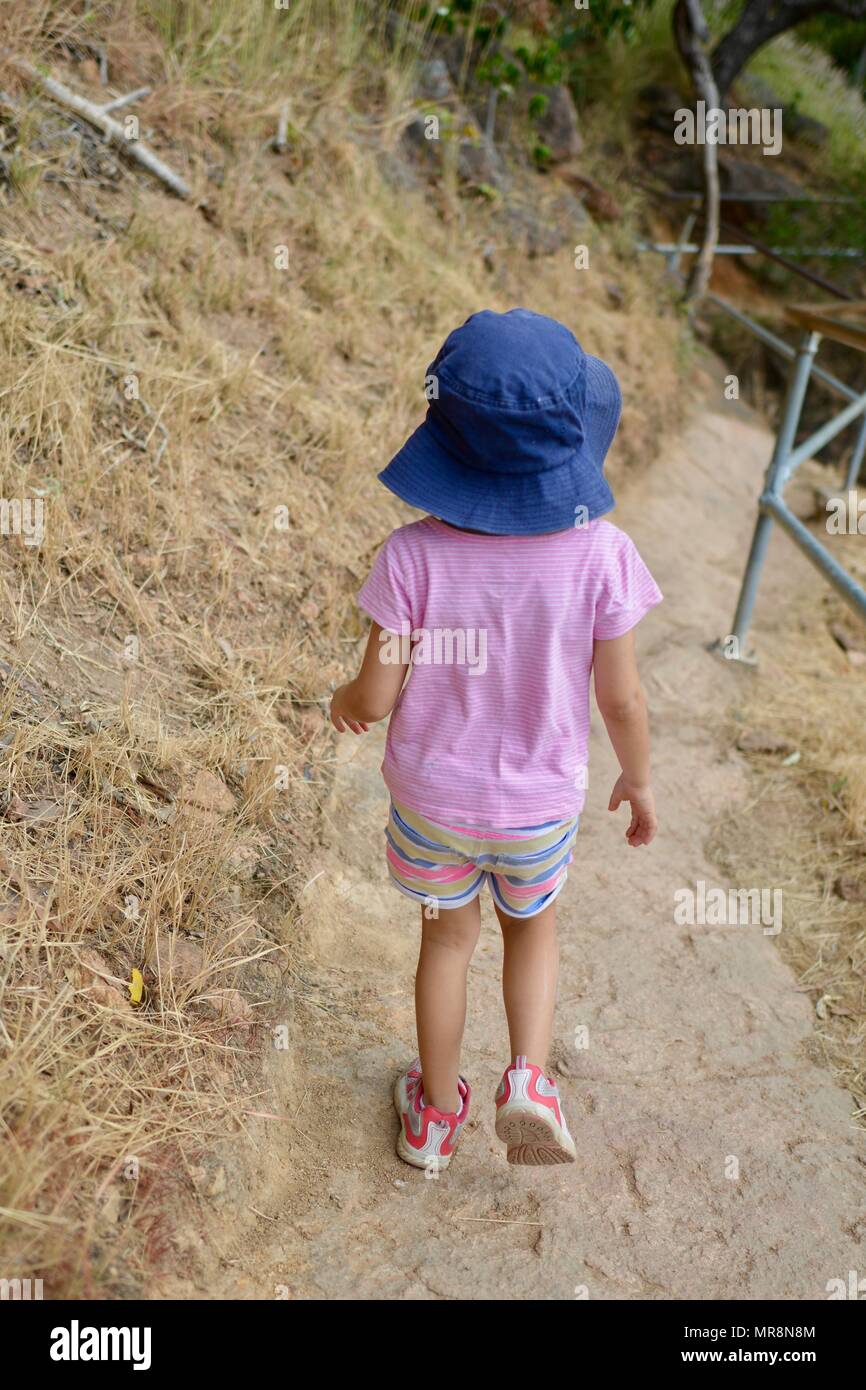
left=402, top=113, right=504, bottom=188
left=4, top=794, right=62, bottom=822
left=528, top=82, right=582, bottom=163
left=227, top=843, right=259, bottom=881
left=239, top=955, right=283, bottom=1003
left=207, top=1165, right=227, bottom=1198
left=416, top=57, right=453, bottom=105
left=785, top=111, right=829, bottom=147
left=736, top=729, right=796, bottom=756
left=455, top=128, right=504, bottom=187
left=182, top=769, right=236, bottom=815
left=497, top=204, right=566, bottom=259
left=99, top=1187, right=122, bottom=1224
left=785, top=479, right=823, bottom=522
left=202, top=987, right=254, bottom=1032
left=557, top=169, right=621, bottom=223
left=402, top=54, right=504, bottom=189
left=735, top=74, right=829, bottom=148
left=829, top=622, right=866, bottom=656
left=152, top=931, right=204, bottom=986
left=718, top=153, right=803, bottom=202
left=377, top=150, right=424, bottom=194
left=716, top=153, right=805, bottom=228
left=639, top=82, right=686, bottom=116
left=835, top=875, right=866, bottom=903
left=70, top=948, right=128, bottom=1008
left=637, top=81, right=689, bottom=135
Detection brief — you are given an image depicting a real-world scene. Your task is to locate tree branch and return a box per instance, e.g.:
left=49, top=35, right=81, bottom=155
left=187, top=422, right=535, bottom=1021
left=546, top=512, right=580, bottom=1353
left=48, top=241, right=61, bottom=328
left=711, top=0, right=866, bottom=99
left=673, top=0, right=720, bottom=306
left=5, top=58, right=189, bottom=198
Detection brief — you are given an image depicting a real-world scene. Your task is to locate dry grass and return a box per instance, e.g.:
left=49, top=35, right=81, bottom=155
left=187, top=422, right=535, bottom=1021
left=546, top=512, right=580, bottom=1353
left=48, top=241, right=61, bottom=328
left=712, top=495, right=866, bottom=1120
left=0, top=0, right=686, bottom=1294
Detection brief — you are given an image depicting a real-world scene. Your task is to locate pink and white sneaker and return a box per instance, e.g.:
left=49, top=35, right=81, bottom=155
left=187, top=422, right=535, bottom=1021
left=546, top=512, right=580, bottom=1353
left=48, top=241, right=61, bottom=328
left=394, top=1059, right=470, bottom=1172
left=495, top=1055, right=576, bottom=1165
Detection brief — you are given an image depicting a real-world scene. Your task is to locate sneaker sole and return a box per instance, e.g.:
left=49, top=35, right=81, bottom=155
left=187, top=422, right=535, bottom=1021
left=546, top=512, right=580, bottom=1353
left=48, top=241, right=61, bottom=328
left=393, top=1076, right=454, bottom=1172
left=495, top=1102, right=576, bottom=1165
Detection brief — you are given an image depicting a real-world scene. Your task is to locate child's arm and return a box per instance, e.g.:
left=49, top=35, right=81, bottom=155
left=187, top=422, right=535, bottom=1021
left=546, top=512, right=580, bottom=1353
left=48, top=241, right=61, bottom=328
left=593, top=630, right=657, bottom=847
left=330, top=622, right=410, bottom=734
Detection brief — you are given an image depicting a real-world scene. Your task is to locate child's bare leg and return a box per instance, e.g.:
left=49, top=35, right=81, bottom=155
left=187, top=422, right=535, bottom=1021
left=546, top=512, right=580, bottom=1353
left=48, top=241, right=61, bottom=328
left=495, top=901, right=558, bottom=1070
left=415, top=898, right=481, bottom=1112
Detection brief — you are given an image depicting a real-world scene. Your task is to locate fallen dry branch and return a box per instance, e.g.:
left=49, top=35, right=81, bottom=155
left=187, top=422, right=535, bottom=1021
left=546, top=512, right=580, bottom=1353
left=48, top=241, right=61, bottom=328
left=101, top=86, right=152, bottom=115
left=6, top=58, right=189, bottom=198
left=274, top=102, right=290, bottom=153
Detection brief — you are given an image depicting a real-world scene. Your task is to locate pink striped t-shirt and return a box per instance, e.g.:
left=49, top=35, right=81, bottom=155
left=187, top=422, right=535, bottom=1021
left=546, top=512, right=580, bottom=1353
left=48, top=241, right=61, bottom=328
left=358, top=516, right=662, bottom=827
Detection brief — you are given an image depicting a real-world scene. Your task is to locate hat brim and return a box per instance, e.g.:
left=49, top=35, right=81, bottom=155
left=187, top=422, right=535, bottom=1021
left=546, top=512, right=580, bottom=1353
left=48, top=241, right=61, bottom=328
left=378, top=354, right=619, bottom=536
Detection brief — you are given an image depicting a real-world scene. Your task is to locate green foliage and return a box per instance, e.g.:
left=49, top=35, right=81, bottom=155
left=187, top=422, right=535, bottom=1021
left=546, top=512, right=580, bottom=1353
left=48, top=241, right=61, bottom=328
left=749, top=34, right=866, bottom=189
left=799, top=16, right=866, bottom=87
left=416, top=0, right=656, bottom=95
left=562, top=0, right=654, bottom=44
left=532, top=139, right=552, bottom=168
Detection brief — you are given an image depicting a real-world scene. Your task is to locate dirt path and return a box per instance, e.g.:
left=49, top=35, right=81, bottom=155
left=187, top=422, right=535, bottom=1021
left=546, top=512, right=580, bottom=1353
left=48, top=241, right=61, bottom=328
left=210, top=384, right=864, bottom=1301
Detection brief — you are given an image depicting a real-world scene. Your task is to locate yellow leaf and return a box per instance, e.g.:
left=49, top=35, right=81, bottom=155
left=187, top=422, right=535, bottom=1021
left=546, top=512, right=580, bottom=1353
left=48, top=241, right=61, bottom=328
left=129, top=968, right=144, bottom=1005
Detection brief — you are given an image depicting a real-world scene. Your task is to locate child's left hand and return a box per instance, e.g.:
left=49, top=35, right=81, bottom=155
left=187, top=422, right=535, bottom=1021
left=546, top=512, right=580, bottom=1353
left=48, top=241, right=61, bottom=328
left=329, top=683, right=369, bottom=735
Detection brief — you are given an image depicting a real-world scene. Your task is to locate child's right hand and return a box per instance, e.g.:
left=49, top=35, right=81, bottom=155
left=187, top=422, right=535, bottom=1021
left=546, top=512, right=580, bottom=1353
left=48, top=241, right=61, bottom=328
left=608, top=775, right=657, bottom=847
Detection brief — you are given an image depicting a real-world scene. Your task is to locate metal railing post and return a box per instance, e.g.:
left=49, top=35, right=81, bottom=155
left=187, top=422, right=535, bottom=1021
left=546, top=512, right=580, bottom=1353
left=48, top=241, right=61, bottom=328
left=844, top=412, right=866, bottom=490
left=729, top=331, right=820, bottom=655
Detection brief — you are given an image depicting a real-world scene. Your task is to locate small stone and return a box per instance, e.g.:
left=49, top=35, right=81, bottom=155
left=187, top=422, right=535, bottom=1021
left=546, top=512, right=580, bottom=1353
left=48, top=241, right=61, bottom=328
left=208, top=1165, right=227, bottom=1198
left=557, top=168, right=620, bottom=223
left=152, top=931, right=204, bottom=986
left=529, top=83, right=582, bottom=163
left=206, top=988, right=254, bottom=1031
left=227, top=843, right=259, bottom=880
left=182, top=769, right=236, bottom=815
left=736, top=729, right=795, bottom=756
left=835, top=875, right=866, bottom=903
left=829, top=623, right=866, bottom=655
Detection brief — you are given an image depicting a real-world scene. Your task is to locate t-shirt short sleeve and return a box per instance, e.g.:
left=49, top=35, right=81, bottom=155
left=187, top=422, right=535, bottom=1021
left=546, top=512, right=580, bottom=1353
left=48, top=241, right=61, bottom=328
left=358, top=533, right=413, bottom=634
left=593, top=532, right=663, bottom=641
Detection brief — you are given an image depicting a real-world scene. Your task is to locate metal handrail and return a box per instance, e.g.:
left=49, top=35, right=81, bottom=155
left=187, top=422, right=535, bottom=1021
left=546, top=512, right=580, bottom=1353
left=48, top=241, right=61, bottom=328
left=704, top=293, right=860, bottom=403
left=636, top=202, right=866, bottom=656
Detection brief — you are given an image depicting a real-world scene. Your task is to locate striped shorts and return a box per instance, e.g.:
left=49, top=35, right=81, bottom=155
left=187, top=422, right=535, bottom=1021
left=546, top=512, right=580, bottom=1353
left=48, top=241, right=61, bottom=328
left=385, top=800, right=580, bottom=920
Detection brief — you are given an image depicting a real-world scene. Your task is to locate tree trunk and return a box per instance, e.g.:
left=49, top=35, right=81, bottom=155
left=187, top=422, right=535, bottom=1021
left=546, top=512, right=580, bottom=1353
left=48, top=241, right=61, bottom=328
left=673, top=0, right=720, bottom=306
left=710, top=0, right=866, bottom=101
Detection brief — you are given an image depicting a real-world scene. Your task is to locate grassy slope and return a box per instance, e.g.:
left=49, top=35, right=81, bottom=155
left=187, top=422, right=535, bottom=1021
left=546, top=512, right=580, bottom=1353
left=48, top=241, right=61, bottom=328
left=0, top=1, right=685, bottom=1294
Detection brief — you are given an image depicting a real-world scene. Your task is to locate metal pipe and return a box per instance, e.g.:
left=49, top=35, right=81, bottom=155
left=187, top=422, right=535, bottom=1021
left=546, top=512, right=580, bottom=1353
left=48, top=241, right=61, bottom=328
left=640, top=241, right=862, bottom=260
left=761, top=493, right=866, bottom=621
left=844, top=414, right=866, bottom=491
left=780, top=386, right=866, bottom=485
left=704, top=293, right=857, bottom=401
left=716, top=218, right=855, bottom=300
left=639, top=185, right=866, bottom=205
left=729, top=332, right=819, bottom=653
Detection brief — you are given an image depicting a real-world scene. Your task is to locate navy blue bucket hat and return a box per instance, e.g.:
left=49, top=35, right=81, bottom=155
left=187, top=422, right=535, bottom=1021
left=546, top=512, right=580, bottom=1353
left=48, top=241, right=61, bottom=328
left=378, top=308, right=621, bottom=535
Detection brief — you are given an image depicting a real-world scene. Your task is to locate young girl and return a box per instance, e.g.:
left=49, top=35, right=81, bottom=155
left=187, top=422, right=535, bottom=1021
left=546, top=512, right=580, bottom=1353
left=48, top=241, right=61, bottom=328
left=330, top=308, right=661, bottom=1170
